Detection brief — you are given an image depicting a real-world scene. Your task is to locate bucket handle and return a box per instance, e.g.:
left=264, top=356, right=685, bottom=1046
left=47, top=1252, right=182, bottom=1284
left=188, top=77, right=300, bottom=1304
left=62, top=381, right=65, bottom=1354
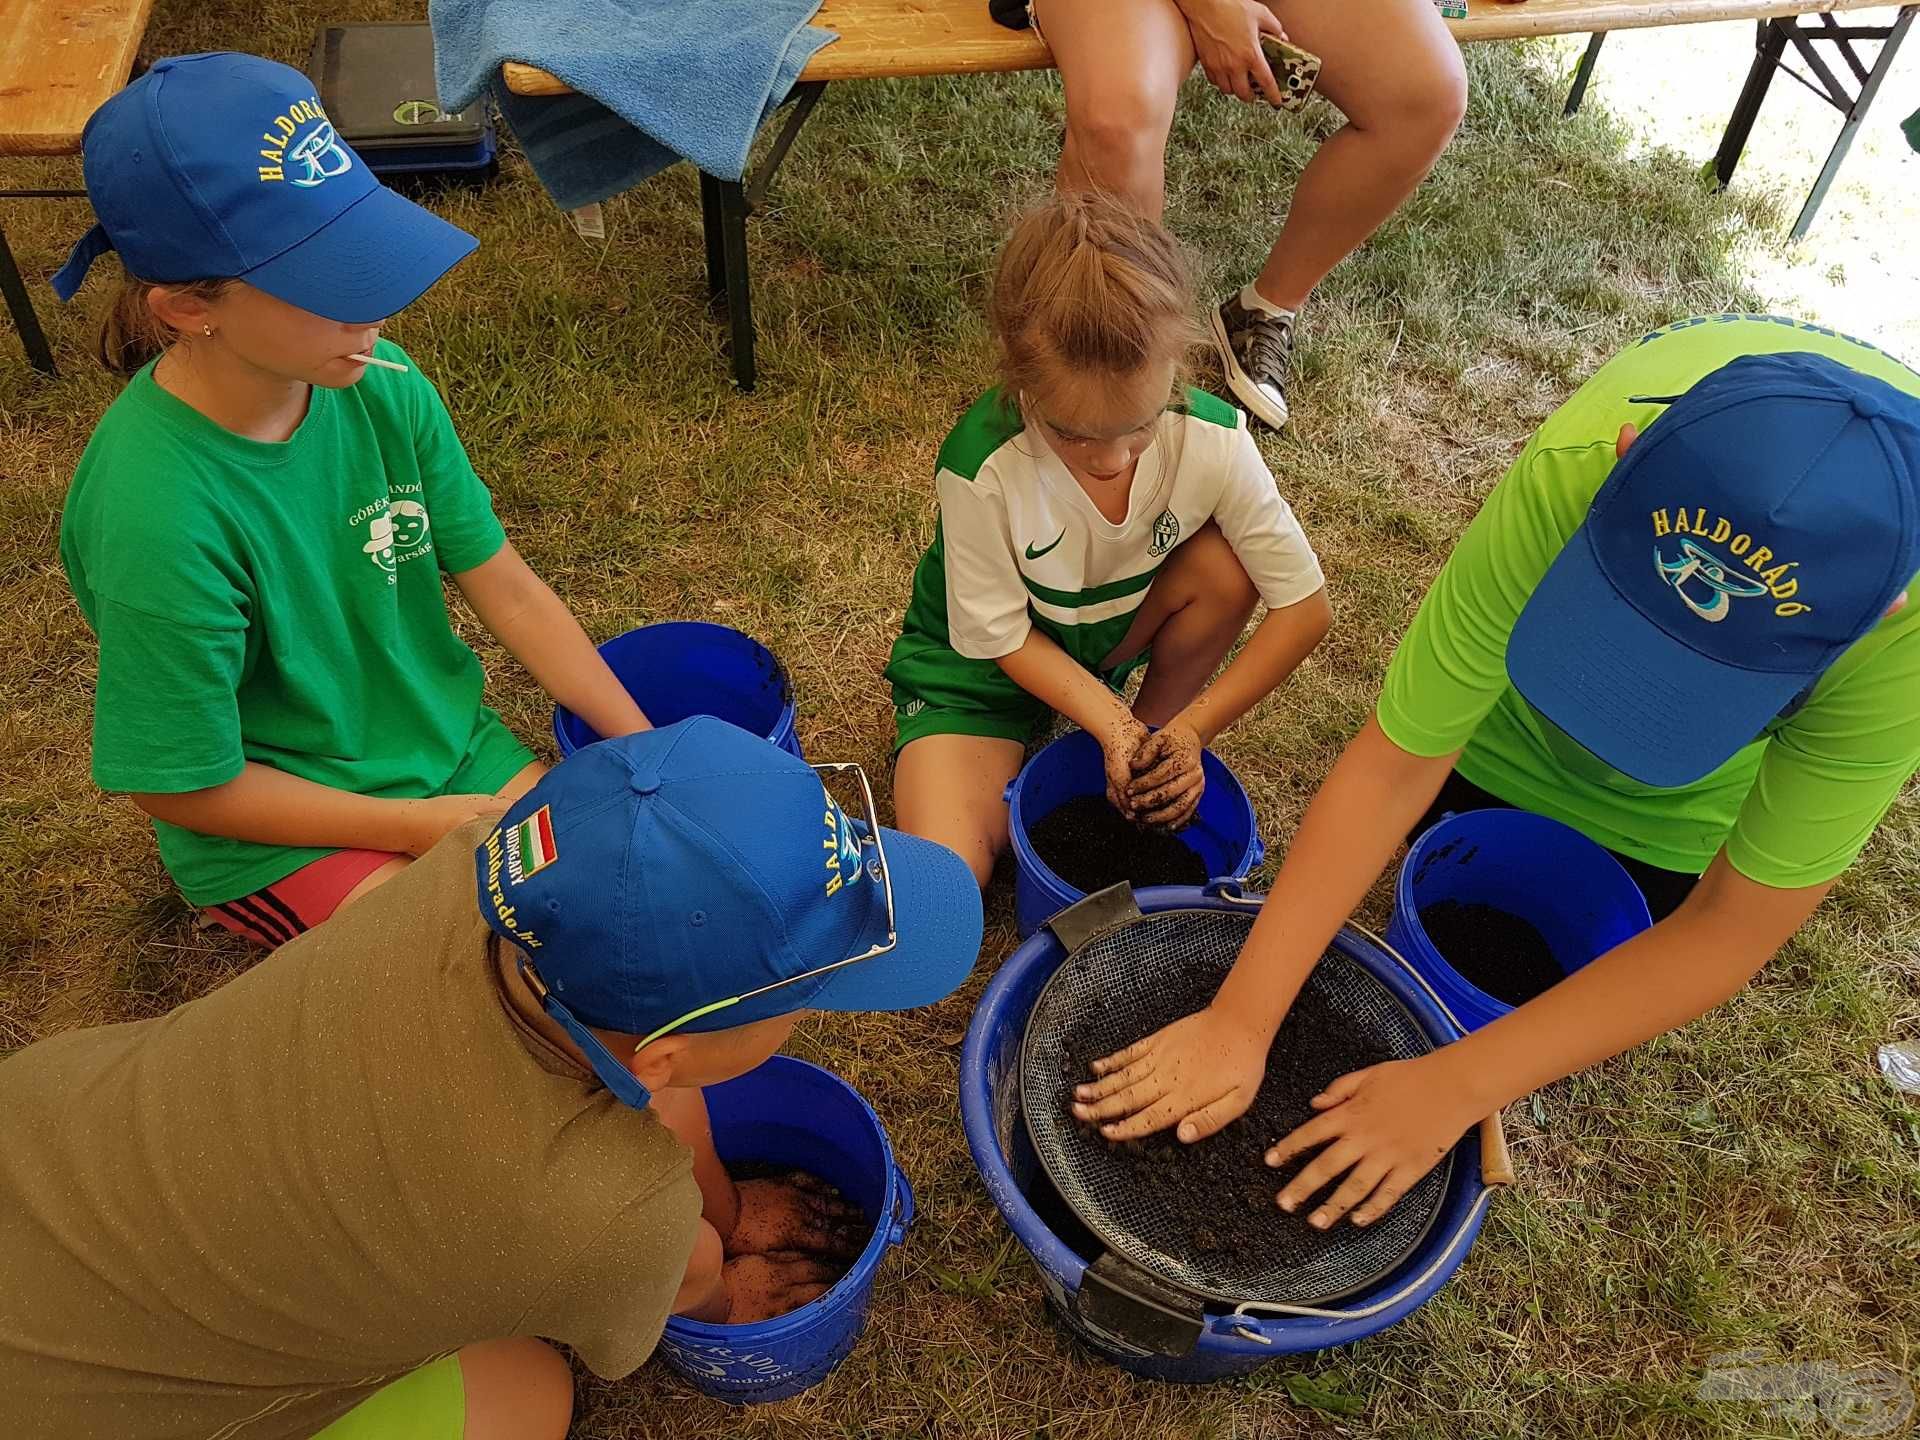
left=887, top=1170, right=916, bottom=1247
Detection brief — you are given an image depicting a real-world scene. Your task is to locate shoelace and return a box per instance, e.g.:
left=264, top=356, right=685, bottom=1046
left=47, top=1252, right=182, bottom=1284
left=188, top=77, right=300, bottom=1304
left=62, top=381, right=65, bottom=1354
left=1240, top=313, right=1293, bottom=384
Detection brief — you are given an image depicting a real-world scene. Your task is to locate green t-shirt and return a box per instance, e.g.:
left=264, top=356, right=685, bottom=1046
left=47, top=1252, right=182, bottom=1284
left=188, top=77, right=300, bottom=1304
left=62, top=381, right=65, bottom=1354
left=1379, top=314, right=1920, bottom=888
left=60, top=340, right=511, bottom=905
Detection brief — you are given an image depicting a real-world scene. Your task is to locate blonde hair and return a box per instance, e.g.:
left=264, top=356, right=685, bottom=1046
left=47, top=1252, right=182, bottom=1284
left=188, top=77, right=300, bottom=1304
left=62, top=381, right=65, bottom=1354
left=96, top=268, right=233, bottom=375
left=988, top=190, right=1207, bottom=409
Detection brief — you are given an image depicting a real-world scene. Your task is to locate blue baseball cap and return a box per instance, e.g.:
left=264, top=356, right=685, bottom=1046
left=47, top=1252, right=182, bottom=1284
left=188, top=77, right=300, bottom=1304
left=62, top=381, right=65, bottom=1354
left=474, top=717, right=984, bottom=1110
left=51, top=52, right=475, bottom=322
left=1508, top=351, right=1920, bottom=788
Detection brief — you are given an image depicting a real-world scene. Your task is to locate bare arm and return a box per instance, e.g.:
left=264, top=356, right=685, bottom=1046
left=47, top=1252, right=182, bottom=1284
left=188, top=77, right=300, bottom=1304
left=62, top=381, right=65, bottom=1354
left=1265, top=854, right=1832, bottom=1229
left=1075, top=712, right=1459, bottom=1139
left=453, top=542, right=651, bottom=740
left=996, top=628, right=1153, bottom=814
left=134, top=762, right=497, bottom=857
left=1175, top=588, right=1331, bottom=747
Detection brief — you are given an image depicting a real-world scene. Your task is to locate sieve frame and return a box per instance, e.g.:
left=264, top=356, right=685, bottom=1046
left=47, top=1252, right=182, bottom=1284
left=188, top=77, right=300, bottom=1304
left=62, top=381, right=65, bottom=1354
left=1017, top=880, right=1498, bottom=1349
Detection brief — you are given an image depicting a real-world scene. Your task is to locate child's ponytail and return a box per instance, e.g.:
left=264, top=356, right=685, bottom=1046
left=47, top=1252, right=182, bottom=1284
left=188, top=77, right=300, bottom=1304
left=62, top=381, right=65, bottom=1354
left=96, top=269, right=232, bottom=375
left=989, top=191, right=1207, bottom=404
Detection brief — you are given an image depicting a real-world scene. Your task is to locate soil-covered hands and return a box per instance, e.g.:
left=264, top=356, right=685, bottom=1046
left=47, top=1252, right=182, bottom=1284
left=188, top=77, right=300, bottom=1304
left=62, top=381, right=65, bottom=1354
left=726, top=1172, right=867, bottom=1263
left=1174, top=0, right=1290, bottom=106
left=1098, top=713, right=1154, bottom=820
left=402, top=794, right=499, bottom=855
left=1073, top=1003, right=1271, bottom=1142
left=1264, top=1054, right=1478, bottom=1229
left=1126, top=720, right=1206, bottom=830
left=721, top=1252, right=841, bottom=1323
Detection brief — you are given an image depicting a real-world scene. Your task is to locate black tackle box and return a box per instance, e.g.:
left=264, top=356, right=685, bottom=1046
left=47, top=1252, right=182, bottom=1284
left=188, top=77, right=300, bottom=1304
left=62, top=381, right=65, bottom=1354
left=307, top=23, right=497, bottom=184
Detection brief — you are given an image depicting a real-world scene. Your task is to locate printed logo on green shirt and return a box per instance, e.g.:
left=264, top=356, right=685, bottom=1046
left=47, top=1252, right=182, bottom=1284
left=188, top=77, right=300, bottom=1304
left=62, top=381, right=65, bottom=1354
left=354, top=492, right=434, bottom=584
left=1024, top=531, right=1066, bottom=561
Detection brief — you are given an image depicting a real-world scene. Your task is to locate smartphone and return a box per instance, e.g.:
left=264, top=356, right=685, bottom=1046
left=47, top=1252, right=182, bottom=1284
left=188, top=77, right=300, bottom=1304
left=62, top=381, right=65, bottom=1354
left=1259, top=34, right=1323, bottom=111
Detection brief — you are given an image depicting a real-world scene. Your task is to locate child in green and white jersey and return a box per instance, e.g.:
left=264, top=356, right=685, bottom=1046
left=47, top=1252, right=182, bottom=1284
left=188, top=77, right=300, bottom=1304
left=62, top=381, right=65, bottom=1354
left=886, top=193, right=1332, bottom=886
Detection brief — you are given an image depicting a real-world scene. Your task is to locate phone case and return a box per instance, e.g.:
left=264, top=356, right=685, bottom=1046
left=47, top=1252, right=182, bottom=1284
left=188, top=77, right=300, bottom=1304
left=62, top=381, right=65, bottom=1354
left=1259, top=35, right=1323, bottom=111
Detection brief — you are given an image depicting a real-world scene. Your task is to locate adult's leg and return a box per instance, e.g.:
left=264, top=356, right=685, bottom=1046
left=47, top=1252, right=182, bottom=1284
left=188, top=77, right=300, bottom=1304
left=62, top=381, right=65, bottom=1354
left=1103, top=521, right=1259, bottom=725
left=1251, top=0, right=1467, bottom=309
left=893, top=734, right=1028, bottom=889
left=1036, top=0, right=1197, bottom=218
left=457, top=1337, right=575, bottom=1440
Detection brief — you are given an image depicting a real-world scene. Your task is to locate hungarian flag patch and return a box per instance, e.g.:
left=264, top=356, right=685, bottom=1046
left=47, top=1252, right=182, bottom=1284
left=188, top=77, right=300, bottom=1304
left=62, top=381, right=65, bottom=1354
left=508, top=804, right=559, bottom=883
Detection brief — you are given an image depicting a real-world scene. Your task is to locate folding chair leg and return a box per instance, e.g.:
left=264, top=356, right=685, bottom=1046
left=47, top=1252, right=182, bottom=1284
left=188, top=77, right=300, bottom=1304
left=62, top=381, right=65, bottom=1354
left=1564, top=32, right=1606, bottom=117
left=1789, top=5, right=1916, bottom=239
left=0, top=219, right=56, bottom=376
left=1714, top=19, right=1789, bottom=190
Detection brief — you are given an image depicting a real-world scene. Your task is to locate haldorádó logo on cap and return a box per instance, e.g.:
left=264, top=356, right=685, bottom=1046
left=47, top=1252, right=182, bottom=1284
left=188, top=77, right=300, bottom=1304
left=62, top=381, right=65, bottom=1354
left=52, top=52, right=476, bottom=323
left=473, top=717, right=982, bottom=1110
left=1508, top=349, right=1920, bottom=788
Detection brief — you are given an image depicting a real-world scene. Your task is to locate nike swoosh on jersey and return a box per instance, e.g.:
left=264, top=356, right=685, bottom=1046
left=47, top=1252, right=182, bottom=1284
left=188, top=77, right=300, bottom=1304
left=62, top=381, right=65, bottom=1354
left=1024, top=531, right=1066, bottom=560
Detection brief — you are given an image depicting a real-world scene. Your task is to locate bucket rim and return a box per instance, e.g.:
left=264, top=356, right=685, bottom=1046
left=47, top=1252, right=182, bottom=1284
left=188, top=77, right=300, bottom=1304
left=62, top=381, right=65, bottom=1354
left=552, top=621, right=797, bottom=756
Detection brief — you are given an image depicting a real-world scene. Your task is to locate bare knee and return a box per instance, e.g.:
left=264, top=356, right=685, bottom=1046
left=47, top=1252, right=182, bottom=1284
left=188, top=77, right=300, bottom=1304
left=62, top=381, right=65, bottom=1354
left=672, top=1219, right=726, bottom=1317
left=1357, top=43, right=1467, bottom=150
left=458, top=1337, right=573, bottom=1440
left=1171, top=525, right=1259, bottom=615
left=1063, top=79, right=1177, bottom=194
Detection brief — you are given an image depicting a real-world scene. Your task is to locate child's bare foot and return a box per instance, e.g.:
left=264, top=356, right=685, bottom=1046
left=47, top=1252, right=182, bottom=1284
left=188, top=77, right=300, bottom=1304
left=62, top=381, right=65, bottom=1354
left=721, top=1252, right=841, bottom=1322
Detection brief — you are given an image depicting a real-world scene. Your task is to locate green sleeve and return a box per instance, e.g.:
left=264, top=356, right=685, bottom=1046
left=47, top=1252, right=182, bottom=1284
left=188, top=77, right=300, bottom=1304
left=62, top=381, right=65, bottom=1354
left=1726, top=612, right=1920, bottom=888
left=390, top=346, right=506, bottom=574
left=1376, top=439, right=1612, bottom=756
left=89, top=597, right=247, bottom=794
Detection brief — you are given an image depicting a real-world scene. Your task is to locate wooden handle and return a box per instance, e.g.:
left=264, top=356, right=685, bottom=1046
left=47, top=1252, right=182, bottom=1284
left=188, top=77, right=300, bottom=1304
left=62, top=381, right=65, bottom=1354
left=1478, top=1109, right=1516, bottom=1187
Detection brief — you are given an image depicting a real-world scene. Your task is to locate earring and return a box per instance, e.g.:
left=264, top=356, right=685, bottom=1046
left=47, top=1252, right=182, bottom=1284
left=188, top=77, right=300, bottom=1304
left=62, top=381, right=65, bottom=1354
left=202, top=324, right=213, bottom=338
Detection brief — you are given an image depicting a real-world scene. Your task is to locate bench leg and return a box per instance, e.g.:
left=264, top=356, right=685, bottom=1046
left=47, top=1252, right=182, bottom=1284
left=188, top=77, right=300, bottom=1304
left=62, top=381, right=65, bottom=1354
left=699, top=170, right=729, bottom=307
left=702, top=176, right=756, bottom=392
left=1789, top=5, right=1915, bottom=240
left=1714, top=19, right=1788, bottom=192
left=1563, top=32, right=1606, bottom=117
left=0, top=218, right=57, bottom=377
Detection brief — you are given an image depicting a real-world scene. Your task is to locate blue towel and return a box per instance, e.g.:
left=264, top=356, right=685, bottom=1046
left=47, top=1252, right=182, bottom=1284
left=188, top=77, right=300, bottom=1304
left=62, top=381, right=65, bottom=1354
left=430, top=0, right=837, bottom=210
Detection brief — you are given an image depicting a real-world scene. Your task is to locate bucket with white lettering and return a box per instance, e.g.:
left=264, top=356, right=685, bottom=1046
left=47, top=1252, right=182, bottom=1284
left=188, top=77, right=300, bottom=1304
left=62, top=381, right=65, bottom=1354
left=654, top=1055, right=914, bottom=1403
left=552, top=622, right=802, bottom=759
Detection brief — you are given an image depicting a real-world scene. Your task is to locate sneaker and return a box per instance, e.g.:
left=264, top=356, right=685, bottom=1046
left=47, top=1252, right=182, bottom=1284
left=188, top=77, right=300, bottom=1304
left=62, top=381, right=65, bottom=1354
left=1210, top=294, right=1292, bottom=429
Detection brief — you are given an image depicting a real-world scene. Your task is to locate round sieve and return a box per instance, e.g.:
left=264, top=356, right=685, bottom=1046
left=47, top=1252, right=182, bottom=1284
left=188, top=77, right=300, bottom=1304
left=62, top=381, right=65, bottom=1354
left=1020, top=905, right=1453, bottom=1309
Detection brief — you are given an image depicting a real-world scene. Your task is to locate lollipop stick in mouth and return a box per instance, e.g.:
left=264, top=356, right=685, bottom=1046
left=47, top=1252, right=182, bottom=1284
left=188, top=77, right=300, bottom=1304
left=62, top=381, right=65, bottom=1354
left=348, top=353, right=408, bottom=372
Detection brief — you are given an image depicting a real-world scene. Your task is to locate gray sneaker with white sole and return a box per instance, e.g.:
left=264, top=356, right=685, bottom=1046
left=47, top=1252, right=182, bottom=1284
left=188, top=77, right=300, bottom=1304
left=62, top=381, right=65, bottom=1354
left=1210, top=293, right=1293, bottom=429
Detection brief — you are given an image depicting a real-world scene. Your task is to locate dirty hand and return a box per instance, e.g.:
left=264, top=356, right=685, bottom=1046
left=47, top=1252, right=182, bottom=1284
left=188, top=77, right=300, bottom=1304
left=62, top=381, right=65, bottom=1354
left=1265, top=1054, right=1479, bottom=1229
left=1126, top=719, right=1206, bottom=830
left=722, top=1252, right=842, bottom=1323
left=727, top=1172, right=867, bottom=1262
left=1072, top=1002, right=1271, bottom=1142
left=403, top=794, right=499, bottom=856
left=1174, top=0, right=1290, bottom=106
left=1098, top=713, right=1154, bottom=820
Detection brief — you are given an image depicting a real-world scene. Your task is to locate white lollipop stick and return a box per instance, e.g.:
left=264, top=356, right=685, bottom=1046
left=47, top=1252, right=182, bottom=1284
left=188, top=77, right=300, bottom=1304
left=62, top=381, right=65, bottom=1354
left=348, top=353, right=408, bottom=372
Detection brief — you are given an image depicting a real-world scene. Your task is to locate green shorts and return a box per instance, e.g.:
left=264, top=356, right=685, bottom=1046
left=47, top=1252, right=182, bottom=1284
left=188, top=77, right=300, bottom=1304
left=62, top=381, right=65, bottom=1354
left=884, top=631, right=1148, bottom=751
left=315, top=1354, right=464, bottom=1440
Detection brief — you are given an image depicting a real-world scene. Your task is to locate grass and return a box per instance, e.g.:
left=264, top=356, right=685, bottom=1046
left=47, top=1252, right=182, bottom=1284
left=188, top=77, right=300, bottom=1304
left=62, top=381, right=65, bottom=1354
left=3, top=3, right=1918, bottom=1436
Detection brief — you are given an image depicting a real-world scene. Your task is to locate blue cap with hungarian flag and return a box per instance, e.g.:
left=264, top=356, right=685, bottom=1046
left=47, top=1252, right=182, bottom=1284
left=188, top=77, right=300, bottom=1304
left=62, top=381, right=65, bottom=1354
left=1507, top=351, right=1920, bottom=787
left=474, top=717, right=984, bottom=1110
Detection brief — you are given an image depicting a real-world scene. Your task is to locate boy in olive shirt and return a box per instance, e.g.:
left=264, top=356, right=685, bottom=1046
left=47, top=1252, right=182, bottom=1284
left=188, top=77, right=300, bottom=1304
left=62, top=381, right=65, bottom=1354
left=0, top=718, right=982, bottom=1439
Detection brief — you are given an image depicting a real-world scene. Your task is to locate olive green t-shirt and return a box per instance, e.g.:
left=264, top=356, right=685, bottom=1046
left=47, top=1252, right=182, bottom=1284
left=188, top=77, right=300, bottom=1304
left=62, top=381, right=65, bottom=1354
left=60, top=340, right=513, bottom=906
left=1378, top=315, right=1920, bottom=886
left=0, top=821, right=701, bottom=1440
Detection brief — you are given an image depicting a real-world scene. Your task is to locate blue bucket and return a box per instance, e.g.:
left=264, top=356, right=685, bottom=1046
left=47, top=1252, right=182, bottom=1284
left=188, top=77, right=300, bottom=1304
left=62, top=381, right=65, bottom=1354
left=655, top=1056, right=914, bottom=1403
left=1004, top=730, right=1264, bottom=938
left=1386, top=809, right=1654, bottom=1033
left=959, top=883, right=1497, bottom=1381
left=552, top=622, right=803, bottom=759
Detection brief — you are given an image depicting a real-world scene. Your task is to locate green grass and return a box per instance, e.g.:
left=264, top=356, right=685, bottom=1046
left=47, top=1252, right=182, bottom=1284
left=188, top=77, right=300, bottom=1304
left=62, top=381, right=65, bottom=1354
left=2, top=3, right=1917, bottom=1436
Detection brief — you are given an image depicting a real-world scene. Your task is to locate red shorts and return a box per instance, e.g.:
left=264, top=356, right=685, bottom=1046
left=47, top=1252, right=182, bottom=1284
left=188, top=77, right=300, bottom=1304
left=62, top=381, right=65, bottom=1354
left=203, top=848, right=402, bottom=947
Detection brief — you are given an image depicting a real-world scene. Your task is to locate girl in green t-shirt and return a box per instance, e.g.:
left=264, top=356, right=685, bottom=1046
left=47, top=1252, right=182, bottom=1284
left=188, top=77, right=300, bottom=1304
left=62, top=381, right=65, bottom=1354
left=52, top=54, right=652, bottom=943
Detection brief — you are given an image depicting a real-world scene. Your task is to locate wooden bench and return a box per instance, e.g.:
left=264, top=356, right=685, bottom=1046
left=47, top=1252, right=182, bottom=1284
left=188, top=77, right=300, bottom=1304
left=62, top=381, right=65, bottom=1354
left=501, top=0, right=1916, bottom=391
left=0, top=0, right=157, bottom=374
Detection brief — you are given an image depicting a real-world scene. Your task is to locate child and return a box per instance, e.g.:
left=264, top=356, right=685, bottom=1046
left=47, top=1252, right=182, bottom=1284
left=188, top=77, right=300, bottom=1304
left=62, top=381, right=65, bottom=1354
left=50, top=53, right=651, bottom=944
left=886, top=192, right=1332, bottom=886
left=0, top=717, right=984, bottom=1439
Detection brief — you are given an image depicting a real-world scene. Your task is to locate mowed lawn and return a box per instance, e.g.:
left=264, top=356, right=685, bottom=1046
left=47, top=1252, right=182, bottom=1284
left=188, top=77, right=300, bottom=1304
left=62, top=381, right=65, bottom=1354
left=3, top=2, right=1917, bottom=1436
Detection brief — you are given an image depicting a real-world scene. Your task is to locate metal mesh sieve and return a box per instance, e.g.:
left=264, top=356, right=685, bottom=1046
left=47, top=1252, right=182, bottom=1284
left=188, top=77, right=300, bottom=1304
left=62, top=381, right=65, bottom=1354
left=1020, top=906, right=1452, bottom=1308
